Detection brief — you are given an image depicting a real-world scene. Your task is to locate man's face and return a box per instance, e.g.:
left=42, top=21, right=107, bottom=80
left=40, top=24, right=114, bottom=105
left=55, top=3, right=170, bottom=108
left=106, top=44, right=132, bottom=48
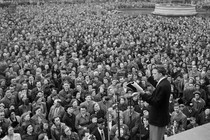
left=76, top=85, right=82, bottom=91
left=67, top=107, right=74, bottom=114
left=29, top=76, right=34, bottom=81
left=152, top=69, right=161, bottom=81
left=195, top=85, right=200, bottom=90
left=6, top=90, right=12, bottom=99
left=36, top=82, right=41, bottom=88
left=63, top=83, right=69, bottom=91
left=98, top=123, right=105, bottom=130
left=174, top=106, right=180, bottom=113
left=54, top=117, right=60, bottom=125
left=0, top=112, right=5, bottom=120
left=86, top=95, right=91, bottom=102
left=23, top=83, right=28, bottom=90
left=9, top=87, right=15, bottom=92
left=195, top=94, right=200, bottom=100
left=92, top=117, right=97, bottom=123
left=80, top=108, right=86, bottom=114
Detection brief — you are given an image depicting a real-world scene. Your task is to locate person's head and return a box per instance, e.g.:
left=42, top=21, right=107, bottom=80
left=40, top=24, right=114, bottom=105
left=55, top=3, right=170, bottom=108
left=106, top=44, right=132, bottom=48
left=5, top=90, right=12, bottom=99
left=71, top=99, right=78, bottom=107
left=88, top=84, right=93, bottom=91
left=152, top=66, right=166, bottom=81
left=9, top=110, right=16, bottom=119
left=22, top=111, right=31, bottom=121
left=200, top=78, right=205, bottom=85
left=179, top=104, right=185, bottom=111
left=174, top=103, right=181, bottom=113
left=22, top=83, right=28, bottom=90
left=127, top=104, right=134, bottom=113
left=120, top=97, right=126, bottom=104
left=85, top=94, right=92, bottom=102
left=93, top=103, right=100, bottom=112
left=76, top=84, right=82, bottom=91
left=205, top=108, right=210, bottom=115
left=54, top=99, right=61, bottom=107
left=53, top=117, right=61, bottom=126
left=169, top=94, right=174, bottom=100
left=34, top=107, right=42, bottom=115
left=91, top=115, right=97, bottom=123
left=188, top=77, right=194, bottom=84
left=28, top=75, right=34, bottom=82
left=188, top=83, right=195, bottom=90
left=116, top=116, right=123, bottom=125
left=64, top=126, right=72, bottom=136
left=193, top=91, right=201, bottom=100
left=26, top=124, right=33, bottom=134
left=0, top=103, right=5, bottom=111
left=36, top=81, right=42, bottom=88
left=0, top=111, right=5, bottom=121
left=43, top=79, right=49, bottom=85
left=143, top=110, right=149, bottom=118
left=142, top=117, right=149, bottom=126
left=189, top=117, right=196, bottom=124
left=7, top=126, right=14, bottom=136
left=80, top=105, right=87, bottom=115
left=75, top=92, right=81, bottom=99
left=63, top=82, right=70, bottom=91
left=42, top=121, right=49, bottom=130
left=66, top=105, right=74, bottom=114
left=195, top=83, right=201, bottom=90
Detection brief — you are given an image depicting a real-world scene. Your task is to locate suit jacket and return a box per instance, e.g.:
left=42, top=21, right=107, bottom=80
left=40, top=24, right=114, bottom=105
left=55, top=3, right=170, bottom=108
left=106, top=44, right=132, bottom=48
left=27, top=81, right=36, bottom=90
left=142, top=77, right=171, bottom=127
left=92, top=127, right=108, bottom=140
left=30, top=87, right=43, bottom=102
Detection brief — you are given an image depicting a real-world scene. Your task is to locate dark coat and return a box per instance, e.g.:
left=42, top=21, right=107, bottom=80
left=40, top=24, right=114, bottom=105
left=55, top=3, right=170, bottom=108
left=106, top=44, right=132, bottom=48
left=62, top=112, right=76, bottom=132
left=141, top=77, right=171, bottom=127
left=92, top=127, right=109, bottom=140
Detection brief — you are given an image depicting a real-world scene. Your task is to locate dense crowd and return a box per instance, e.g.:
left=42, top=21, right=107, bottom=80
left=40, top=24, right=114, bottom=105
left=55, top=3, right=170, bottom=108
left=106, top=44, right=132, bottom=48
left=0, top=2, right=210, bottom=140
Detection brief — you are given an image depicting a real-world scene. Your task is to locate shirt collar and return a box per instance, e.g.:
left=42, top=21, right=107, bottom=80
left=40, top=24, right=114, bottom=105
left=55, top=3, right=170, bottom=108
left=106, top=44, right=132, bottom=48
left=98, top=127, right=103, bottom=133
left=156, top=76, right=166, bottom=87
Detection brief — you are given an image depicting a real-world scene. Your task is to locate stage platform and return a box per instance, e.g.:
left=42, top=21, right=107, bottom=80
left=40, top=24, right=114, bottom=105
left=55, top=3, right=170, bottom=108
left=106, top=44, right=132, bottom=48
left=152, top=4, right=197, bottom=16
left=166, top=123, right=210, bottom=140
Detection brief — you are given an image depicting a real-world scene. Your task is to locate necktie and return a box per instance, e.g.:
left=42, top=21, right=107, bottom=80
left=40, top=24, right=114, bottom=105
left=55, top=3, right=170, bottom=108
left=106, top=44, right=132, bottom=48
left=101, top=130, right=105, bottom=140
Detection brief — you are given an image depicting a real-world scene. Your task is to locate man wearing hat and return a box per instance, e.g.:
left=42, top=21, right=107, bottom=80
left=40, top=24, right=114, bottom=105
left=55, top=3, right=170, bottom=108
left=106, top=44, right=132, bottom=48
left=191, top=91, right=206, bottom=113
left=62, top=104, right=77, bottom=132
left=92, top=118, right=108, bottom=140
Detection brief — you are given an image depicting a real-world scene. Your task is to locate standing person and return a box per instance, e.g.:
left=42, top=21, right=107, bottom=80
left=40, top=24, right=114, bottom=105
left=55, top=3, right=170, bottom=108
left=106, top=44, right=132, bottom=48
left=132, top=65, right=171, bottom=140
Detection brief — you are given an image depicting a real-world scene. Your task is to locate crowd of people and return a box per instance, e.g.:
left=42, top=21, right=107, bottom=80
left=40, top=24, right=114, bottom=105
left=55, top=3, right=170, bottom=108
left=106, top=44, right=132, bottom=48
left=0, top=1, right=210, bottom=140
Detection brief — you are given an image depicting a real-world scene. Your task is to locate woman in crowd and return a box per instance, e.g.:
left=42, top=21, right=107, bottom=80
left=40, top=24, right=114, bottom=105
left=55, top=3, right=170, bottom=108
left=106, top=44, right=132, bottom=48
left=22, top=124, right=38, bottom=140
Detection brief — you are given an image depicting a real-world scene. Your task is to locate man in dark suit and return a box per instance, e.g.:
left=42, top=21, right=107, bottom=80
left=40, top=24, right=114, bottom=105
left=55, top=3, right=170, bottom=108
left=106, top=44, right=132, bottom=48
left=132, top=65, right=171, bottom=140
left=27, top=75, right=36, bottom=90
left=92, top=118, right=108, bottom=140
